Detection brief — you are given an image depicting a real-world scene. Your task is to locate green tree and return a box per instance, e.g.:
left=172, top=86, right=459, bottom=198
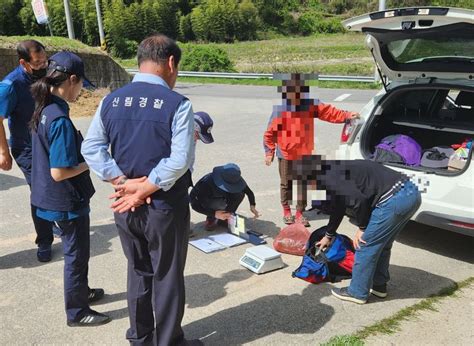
left=236, top=0, right=259, bottom=41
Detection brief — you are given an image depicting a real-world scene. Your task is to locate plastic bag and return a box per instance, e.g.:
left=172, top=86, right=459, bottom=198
left=273, top=223, right=310, bottom=256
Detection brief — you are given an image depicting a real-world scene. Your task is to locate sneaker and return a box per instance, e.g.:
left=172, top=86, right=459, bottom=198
left=205, top=218, right=217, bottom=231
left=67, top=310, right=111, bottom=327
left=370, top=284, right=388, bottom=298
left=37, top=243, right=52, bottom=262
left=295, top=216, right=310, bottom=227
left=283, top=215, right=295, bottom=225
left=331, top=287, right=367, bottom=304
left=88, top=288, right=105, bottom=303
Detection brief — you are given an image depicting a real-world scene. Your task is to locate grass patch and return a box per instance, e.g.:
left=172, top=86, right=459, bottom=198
left=321, top=335, right=365, bottom=346
left=0, top=35, right=104, bottom=54
left=118, top=33, right=373, bottom=75
left=177, top=76, right=380, bottom=90
left=322, top=277, right=474, bottom=345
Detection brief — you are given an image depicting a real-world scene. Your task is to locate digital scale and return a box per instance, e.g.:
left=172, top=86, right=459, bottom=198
left=239, top=245, right=285, bottom=274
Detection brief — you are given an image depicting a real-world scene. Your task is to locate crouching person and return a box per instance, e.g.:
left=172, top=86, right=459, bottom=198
left=293, top=156, right=421, bottom=304
left=190, top=163, right=260, bottom=230
left=30, top=52, right=110, bottom=326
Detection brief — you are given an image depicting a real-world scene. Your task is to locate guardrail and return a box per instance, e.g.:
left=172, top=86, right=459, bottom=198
left=125, top=69, right=376, bottom=83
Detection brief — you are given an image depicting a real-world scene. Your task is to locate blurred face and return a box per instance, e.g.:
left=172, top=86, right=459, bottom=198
left=285, top=83, right=308, bottom=106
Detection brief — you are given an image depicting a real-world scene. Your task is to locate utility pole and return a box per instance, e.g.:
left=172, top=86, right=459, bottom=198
left=64, top=0, right=75, bottom=39
left=374, top=0, right=386, bottom=83
left=95, top=0, right=107, bottom=50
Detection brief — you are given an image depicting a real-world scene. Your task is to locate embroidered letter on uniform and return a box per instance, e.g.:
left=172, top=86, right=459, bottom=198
left=124, top=97, right=133, bottom=107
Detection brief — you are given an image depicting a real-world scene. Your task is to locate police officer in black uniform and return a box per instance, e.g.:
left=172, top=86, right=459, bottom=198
left=82, top=35, right=200, bottom=345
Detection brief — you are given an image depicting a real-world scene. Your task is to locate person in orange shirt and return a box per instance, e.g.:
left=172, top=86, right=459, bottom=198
left=264, top=74, right=358, bottom=226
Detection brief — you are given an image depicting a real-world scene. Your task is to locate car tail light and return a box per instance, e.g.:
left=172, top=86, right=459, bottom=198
left=341, top=118, right=362, bottom=144
left=448, top=221, right=474, bottom=230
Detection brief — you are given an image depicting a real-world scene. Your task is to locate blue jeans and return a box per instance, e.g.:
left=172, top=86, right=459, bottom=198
left=348, top=181, right=421, bottom=300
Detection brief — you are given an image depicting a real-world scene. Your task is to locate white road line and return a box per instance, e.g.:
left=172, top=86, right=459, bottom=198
left=333, top=93, right=351, bottom=102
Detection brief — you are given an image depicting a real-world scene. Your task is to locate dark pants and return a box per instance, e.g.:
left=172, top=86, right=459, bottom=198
left=205, top=192, right=245, bottom=222
left=12, top=147, right=54, bottom=246
left=56, top=215, right=91, bottom=321
left=278, top=158, right=306, bottom=211
left=114, top=204, right=190, bottom=346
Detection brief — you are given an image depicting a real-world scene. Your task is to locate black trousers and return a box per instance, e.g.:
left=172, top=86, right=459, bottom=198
left=12, top=147, right=54, bottom=246
left=115, top=204, right=190, bottom=346
left=55, top=214, right=91, bottom=321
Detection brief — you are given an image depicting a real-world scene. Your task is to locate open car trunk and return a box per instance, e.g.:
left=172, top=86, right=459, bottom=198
left=360, top=85, right=474, bottom=175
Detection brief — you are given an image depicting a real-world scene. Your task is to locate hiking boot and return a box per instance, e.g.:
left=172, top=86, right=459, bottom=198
left=205, top=218, right=217, bottom=231
left=331, top=287, right=367, bottom=304
left=88, top=288, right=105, bottom=303
left=295, top=215, right=310, bottom=227
left=37, top=243, right=52, bottom=262
left=67, top=310, right=111, bottom=327
left=283, top=215, right=295, bottom=225
left=370, top=284, right=388, bottom=298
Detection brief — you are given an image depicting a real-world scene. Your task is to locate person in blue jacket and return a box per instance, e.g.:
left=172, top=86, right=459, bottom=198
left=30, top=51, right=110, bottom=326
left=0, top=40, right=58, bottom=262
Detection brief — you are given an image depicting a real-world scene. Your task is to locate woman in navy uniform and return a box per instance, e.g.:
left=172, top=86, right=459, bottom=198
left=30, top=52, right=110, bottom=326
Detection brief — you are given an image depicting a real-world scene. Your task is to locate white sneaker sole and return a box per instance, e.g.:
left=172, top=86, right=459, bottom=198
left=331, top=289, right=367, bottom=304
left=370, top=289, right=388, bottom=298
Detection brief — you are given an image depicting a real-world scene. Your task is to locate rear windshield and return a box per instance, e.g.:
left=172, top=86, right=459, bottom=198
left=388, top=37, right=474, bottom=64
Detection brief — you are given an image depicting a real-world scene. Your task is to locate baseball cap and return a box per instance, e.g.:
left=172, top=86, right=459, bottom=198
left=48, top=51, right=95, bottom=89
left=194, top=111, right=214, bottom=144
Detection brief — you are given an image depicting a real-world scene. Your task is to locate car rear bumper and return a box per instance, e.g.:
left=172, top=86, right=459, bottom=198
left=415, top=211, right=474, bottom=237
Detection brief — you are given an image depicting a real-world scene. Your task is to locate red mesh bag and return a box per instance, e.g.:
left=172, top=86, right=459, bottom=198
left=273, top=223, right=311, bottom=256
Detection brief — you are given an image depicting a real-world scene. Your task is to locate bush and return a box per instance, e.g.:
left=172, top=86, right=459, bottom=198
left=297, top=11, right=345, bottom=35
left=110, top=38, right=138, bottom=59
left=180, top=45, right=235, bottom=72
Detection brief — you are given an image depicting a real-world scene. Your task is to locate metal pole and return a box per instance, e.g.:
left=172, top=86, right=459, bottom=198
left=47, top=22, right=54, bottom=36
left=63, top=0, right=75, bottom=39
left=379, top=0, right=386, bottom=11
left=374, top=0, right=386, bottom=83
left=95, top=0, right=106, bottom=50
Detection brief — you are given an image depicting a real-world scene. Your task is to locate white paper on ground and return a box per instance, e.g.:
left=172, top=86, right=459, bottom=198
left=208, top=233, right=247, bottom=247
left=189, top=238, right=226, bottom=253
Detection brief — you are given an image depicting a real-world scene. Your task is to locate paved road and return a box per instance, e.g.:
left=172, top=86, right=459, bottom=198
left=0, top=84, right=472, bottom=345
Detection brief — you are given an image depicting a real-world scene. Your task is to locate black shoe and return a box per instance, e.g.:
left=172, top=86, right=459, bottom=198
left=370, top=284, right=388, bottom=298
left=88, top=288, right=105, bottom=303
left=37, top=243, right=52, bottom=262
left=67, top=310, right=111, bottom=327
left=331, top=287, right=367, bottom=304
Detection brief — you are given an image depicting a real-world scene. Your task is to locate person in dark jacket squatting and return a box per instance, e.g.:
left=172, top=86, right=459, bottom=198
left=293, top=156, right=421, bottom=304
left=190, top=163, right=260, bottom=230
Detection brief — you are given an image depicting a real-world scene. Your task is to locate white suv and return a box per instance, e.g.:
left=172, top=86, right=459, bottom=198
left=337, top=7, right=474, bottom=236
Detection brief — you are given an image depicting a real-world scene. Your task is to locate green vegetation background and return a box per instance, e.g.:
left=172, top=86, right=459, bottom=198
left=1, top=1, right=473, bottom=75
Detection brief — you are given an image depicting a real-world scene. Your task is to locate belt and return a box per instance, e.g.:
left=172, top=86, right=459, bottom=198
left=377, top=178, right=408, bottom=206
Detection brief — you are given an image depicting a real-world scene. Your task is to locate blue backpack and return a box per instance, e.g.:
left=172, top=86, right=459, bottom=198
left=292, top=226, right=354, bottom=284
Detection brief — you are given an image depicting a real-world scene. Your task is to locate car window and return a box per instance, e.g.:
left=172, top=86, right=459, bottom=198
left=388, top=37, right=474, bottom=64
